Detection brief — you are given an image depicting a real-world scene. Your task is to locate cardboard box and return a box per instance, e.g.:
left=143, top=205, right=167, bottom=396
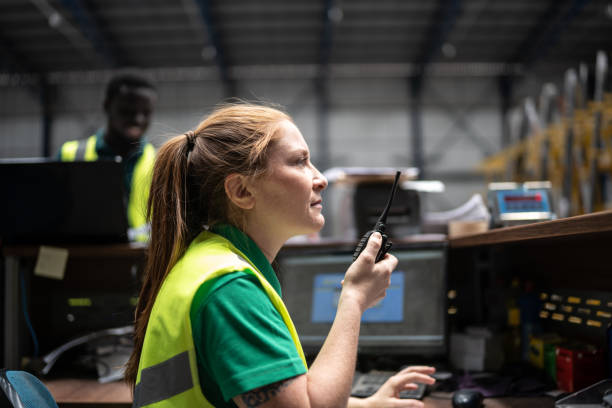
left=448, top=220, right=488, bottom=238
left=450, top=330, right=504, bottom=371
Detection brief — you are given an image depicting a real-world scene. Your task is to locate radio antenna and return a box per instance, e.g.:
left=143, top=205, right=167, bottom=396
left=376, top=171, right=401, bottom=229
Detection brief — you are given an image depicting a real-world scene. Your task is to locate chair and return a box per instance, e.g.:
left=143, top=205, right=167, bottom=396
left=0, top=369, right=58, bottom=408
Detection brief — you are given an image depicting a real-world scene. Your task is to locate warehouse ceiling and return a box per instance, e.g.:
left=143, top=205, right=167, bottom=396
left=1, top=0, right=611, bottom=86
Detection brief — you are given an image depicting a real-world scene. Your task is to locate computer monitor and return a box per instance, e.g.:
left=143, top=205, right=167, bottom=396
left=353, top=183, right=421, bottom=237
left=0, top=158, right=129, bottom=244
left=277, top=242, right=447, bottom=357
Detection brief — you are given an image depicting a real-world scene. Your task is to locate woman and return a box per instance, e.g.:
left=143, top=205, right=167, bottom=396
left=125, top=103, right=435, bottom=407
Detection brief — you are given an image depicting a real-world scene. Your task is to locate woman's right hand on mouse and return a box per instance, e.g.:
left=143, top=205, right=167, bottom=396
left=341, top=232, right=398, bottom=313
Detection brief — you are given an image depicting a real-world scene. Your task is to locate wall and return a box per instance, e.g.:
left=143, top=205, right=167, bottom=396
left=0, top=73, right=544, bottom=217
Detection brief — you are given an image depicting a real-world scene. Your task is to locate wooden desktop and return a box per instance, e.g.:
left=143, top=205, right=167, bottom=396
left=43, top=378, right=555, bottom=407
left=44, top=378, right=131, bottom=408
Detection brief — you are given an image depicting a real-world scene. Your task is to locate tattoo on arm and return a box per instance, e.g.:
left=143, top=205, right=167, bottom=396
left=240, top=377, right=297, bottom=408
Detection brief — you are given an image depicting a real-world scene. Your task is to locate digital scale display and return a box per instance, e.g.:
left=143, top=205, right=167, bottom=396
left=496, top=189, right=552, bottom=213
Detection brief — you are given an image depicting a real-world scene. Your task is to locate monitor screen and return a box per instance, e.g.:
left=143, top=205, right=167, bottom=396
left=311, top=272, right=405, bottom=323
left=278, top=244, right=447, bottom=356
left=0, top=158, right=129, bottom=244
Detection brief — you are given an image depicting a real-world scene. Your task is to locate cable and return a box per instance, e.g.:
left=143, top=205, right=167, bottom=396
left=19, top=271, right=39, bottom=357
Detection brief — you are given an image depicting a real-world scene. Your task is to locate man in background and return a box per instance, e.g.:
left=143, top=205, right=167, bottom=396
left=58, top=74, right=157, bottom=242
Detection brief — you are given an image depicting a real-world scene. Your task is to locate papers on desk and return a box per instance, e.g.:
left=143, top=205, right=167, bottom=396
left=423, top=193, right=490, bottom=225
left=34, top=246, right=68, bottom=280
left=422, top=194, right=491, bottom=235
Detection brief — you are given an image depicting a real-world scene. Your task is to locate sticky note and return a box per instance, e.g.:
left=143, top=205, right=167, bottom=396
left=34, top=246, right=69, bottom=280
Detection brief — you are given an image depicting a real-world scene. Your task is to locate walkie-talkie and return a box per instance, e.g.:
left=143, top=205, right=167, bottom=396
left=352, top=171, right=401, bottom=263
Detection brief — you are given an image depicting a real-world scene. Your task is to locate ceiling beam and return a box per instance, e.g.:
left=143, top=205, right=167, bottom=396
left=1, top=62, right=525, bottom=88
left=191, top=0, right=236, bottom=97
left=508, top=0, right=590, bottom=69
left=416, top=0, right=462, bottom=70
left=28, top=0, right=99, bottom=64
left=56, top=0, right=120, bottom=67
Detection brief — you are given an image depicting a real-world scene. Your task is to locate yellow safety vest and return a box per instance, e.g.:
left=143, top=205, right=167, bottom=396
left=133, top=231, right=307, bottom=408
left=60, top=134, right=155, bottom=241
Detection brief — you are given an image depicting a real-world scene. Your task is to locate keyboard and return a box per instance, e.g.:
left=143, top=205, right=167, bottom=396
left=351, top=370, right=427, bottom=399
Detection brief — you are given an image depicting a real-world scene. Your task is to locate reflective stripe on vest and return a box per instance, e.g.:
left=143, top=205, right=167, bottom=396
left=133, top=351, right=193, bottom=407
left=60, top=135, right=98, bottom=161
left=134, top=231, right=307, bottom=407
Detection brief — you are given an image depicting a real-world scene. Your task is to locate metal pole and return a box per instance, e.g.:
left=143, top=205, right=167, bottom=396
left=410, top=75, right=425, bottom=179
left=4, top=256, right=20, bottom=369
left=316, top=73, right=330, bottom=172
left=498, top=75, right=513, bottom=149
left=40, top=76, right=52, bottom=157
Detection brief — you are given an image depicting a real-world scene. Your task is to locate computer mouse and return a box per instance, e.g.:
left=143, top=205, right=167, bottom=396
left=452, top=389, right=484, bottom=408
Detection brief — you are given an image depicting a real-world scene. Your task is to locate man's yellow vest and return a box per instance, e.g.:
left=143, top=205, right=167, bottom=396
left=60, top=135, right=155, bottom=241
left=133, top=231, right=307, bottom=408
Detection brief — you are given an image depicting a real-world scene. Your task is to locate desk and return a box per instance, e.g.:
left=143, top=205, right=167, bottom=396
left=3, top=243, right=146, bottom=369
left=13, top=211, right=612, bottom=407
left=45, top=379, right=132, bottom=408
left=44, top=379, right=555, bottom=408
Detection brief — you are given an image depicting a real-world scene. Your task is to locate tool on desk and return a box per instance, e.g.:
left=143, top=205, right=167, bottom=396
left=352, top=170, right=401, bottom=262
left=555, top=378, right=612, bottom=408
left=37, top=326, right=133, bottom=380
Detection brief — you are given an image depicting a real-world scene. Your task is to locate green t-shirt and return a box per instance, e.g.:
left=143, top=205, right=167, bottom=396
left=190, top=224, right=307, bottom=407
